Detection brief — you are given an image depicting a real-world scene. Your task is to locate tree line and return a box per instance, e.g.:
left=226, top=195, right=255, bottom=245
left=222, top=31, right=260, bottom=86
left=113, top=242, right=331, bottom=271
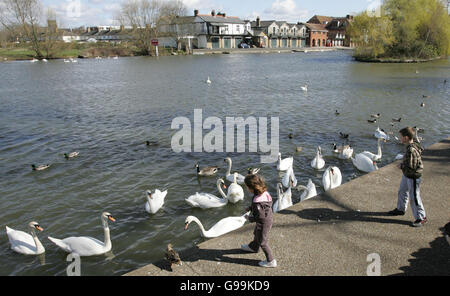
left=347, top=0, right=450, bottom=60
left=0, top=0, right=188, bottom=59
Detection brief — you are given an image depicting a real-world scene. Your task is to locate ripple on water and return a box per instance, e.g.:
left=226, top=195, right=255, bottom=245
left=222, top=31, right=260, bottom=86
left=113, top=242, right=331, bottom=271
left=0, top=53, right=449, bottom=275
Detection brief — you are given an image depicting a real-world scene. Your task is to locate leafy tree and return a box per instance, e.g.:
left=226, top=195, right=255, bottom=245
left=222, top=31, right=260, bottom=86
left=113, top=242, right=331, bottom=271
left=348, top=0, right=450, bottom=60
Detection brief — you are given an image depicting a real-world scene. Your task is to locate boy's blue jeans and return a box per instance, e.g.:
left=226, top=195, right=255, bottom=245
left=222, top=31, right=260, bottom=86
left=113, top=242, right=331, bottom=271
left=397, top=175, right=426, bottom=220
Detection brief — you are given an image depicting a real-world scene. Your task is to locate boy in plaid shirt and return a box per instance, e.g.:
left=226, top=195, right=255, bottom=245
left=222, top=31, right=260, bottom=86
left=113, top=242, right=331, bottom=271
left=389, top=127, right=427, bottom=227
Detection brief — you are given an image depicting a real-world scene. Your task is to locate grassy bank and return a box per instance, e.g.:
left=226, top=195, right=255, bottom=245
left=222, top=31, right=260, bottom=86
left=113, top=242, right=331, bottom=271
left=0, top=42, right=186, bottom=61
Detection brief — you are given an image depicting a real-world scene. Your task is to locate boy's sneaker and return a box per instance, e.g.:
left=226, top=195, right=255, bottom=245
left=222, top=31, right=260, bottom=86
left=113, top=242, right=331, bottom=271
left=259, top=259, right=277, bottom=268
left=241, top=244, right=257, bottom=253
left=388, top=208, right=405, bottom=216
left=412, top=217, right=427, bottom=227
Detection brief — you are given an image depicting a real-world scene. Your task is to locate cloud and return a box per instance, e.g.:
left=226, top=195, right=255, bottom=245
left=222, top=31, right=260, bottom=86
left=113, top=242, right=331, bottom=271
left=262, top=0, right=309, bottom=22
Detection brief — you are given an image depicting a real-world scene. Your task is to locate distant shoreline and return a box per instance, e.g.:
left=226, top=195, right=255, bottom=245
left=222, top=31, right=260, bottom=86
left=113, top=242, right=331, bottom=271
left=353, top=55, right=446, bottom=63
left=0, top=46, right=354, bottom=62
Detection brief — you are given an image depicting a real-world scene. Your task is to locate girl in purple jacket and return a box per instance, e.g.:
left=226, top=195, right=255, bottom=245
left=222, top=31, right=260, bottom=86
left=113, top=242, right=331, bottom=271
left=241, top=174, right=277, bottom=268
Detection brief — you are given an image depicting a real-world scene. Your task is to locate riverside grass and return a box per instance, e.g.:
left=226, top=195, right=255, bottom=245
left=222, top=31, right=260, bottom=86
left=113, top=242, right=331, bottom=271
left=0, top=42, right=183, bottom=61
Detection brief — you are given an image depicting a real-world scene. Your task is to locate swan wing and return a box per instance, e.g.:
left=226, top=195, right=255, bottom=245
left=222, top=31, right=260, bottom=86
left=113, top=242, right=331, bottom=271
left=361, top=151, right=376, bottom=161
left=6, top=227, right=41, bottom=255
left=185, top=193, right=227, bottom=209
left=208, top=217, right=246, bottom=237
left=279, top=157, right=293, bottom=171
left=52, top=236, right=107, bottom=256
left=48, top=236, right=73, bottom=253
left=353, top=154, right=376, bottom=173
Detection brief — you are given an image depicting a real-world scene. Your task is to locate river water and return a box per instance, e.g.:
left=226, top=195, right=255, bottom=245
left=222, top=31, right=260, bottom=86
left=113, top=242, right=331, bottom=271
left=0, top=51, right=448, bottom=275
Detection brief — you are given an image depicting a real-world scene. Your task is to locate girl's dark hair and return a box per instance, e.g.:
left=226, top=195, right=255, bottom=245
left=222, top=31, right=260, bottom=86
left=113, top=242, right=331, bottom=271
left=244, top=174, right=267, bottom=196
left=399, top=127, right=415, bottom=140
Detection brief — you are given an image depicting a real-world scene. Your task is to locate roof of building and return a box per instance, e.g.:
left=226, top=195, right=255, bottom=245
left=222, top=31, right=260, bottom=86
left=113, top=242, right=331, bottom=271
left=308, top=15, right=334, bottom=24
left=305, top=23, right=328, bottom=32
left=250, top=20, right=277, bottom=28
left=198, top=15, right=245, bottom=24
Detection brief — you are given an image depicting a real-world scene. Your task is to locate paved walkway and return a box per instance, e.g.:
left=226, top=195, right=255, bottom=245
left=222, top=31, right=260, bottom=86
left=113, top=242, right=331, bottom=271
left=125, top=138, right=450, bottom=276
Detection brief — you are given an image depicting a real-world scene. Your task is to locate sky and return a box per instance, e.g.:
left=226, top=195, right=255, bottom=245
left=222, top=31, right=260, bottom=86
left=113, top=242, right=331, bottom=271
left=41, top=0, right=381, bottom=28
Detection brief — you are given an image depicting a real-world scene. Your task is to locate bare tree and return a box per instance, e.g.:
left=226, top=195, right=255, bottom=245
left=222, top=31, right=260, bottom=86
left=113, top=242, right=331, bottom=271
left=118, top=0, right=187, bottom=55
left=0, top=0, right=44, bottom=58
left=41, top=8, right=62, bottom=58
left=118, top=0, right=161, bottom=55
left=159, top=0, right=190, bottom=51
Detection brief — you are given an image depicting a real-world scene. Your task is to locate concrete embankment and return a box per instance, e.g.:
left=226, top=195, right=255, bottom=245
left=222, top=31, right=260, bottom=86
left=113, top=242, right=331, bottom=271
left=192, top=46, right=353, bottom=55
left=125, top=138, right=450, bottom=276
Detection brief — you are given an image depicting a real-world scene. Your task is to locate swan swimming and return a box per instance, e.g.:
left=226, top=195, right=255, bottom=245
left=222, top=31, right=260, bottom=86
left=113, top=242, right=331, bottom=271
left=226, top=173, right=245, bottom=204
left=277, top=153, right=293, bottom=171
left=282, top=166, right=297, bottom=188
left=273, top=183, right=293, bottom=213
left=333, top=143, right=353, bottom=160
left=6, top=222, right=45, bottom=255
left=322, top=166, right=342, bottom=191
left=185, top=179, right=228, bottom=209
left=296, top=179, right=318, bottom=201
left=361, top=138, right=383, bottom=161
left=48, top=212, right=116, bottom=257
left=184, top=212, right=249, bottom=238
left=311, top=146, right=325, bottom=170
left=145, top=189, right=167, bottom=214
left=224, top=158, right=245, bottom=184
left=351, top=153, right=378, bottom=173
left=374, top=127, right=390, bottom=141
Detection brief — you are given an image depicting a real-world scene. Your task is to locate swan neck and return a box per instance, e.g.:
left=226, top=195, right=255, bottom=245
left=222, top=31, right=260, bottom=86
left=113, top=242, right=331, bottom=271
left=103, top=219, right=112, bottom=250
left=226, top=159, right=232, bottom=175
left=192, top=217, right=207, bottom=237
left=377, top=141, right=382, bottom=157
left=217, top=180, right=227, bottom=199
left=30, top=228, right=45, bottom=253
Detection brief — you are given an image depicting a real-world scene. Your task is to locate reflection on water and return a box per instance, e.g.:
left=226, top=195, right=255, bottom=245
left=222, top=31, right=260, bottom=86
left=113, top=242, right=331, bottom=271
left=0, top=52, right=449, bottom=275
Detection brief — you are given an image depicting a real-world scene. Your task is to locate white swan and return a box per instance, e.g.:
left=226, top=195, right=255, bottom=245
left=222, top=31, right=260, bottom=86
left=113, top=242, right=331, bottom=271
left=31, top=58, right=38, bottom=63
left=296, top=179, right=318, bottom=201
left=184, top=212, right=249, bottom=238
left=64, top=59, right=70, bottom=63
left=277, top=153, right=293, bottom=171
left=322, top=166, right=342, bottom=191
left=311, top=146, right=325, bottom=170
left=42, top=59, right=48, bottom=62
left=48, top=212, right=115, bottom=256
left=145, top=189, right=168, bottom=214
left=6, top=222, right=45, bottom=255
left=333, top=143, right=353, bottom=160
left=273, top=183, right=293, bottom=213
left=227, top=173, right=245, bottom=204
left=282, top=166, right=297, bottom=188
left=374, top=127, right=390, bottom=141
left=206, top=76, right=211, bottom=84
left=185, top=179, right=228, bottom=209
left=351, top=153, right=378, bottom=173
left=224, top=158, right=245, bottom=184
left=301, top=84, right=308, bottom=92
left=361, top=138, right=383, bottom=161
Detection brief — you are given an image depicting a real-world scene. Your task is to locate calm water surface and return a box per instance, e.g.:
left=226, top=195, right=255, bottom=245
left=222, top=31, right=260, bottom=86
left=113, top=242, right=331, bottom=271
left=0, top=51, right=449, bottom=275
